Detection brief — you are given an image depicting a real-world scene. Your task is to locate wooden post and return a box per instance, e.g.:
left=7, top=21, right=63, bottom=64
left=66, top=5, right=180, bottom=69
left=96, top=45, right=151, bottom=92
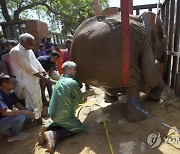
left=94, top=0, right=100, bottom=16
left=120, top=0, right=132, bottom=87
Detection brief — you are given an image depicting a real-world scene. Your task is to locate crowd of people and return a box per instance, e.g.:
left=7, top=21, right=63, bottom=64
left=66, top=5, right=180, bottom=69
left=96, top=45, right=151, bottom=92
left=0, top=33, right=89, bottom=153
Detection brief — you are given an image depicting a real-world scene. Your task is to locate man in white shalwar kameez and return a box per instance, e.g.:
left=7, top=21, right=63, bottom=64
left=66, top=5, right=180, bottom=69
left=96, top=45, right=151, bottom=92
left=9, top=33, right=50, bottom=120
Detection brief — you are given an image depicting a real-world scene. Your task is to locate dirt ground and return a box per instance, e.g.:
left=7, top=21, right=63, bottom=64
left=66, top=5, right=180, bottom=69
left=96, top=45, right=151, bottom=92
left=0, top=86, right=180, bottom=154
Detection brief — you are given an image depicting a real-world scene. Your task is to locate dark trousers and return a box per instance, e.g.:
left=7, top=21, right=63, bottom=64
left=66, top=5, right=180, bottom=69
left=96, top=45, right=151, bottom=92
left=47, top=124, right=76, bottom=140
left=41, top=82, right=52, bottom=102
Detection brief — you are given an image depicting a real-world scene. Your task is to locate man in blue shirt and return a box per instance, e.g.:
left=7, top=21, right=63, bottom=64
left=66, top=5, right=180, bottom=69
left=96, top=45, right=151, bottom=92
left=37, top=52, right=60, bottom=106
left=44, top=37, right=54, bottom=55
left=36, top=44, right=46, bottom=58
left=0, top=74, right=35, bottom=142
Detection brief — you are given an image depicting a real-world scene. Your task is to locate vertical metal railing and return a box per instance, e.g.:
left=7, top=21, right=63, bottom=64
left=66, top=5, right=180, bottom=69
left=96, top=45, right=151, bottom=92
left=161, top=0, right=180, bottom=95
left=164, top=0, right=175, bottom=85
left=174, top=0, right=180, bottom=94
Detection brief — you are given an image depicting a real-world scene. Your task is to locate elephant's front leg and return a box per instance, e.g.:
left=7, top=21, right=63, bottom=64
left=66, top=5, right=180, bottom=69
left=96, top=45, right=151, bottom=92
left=125, top=88, right=146, bottom=122
left=141, top=45, right=165, bottom=102
left=148, top=87, right=163, bottom=102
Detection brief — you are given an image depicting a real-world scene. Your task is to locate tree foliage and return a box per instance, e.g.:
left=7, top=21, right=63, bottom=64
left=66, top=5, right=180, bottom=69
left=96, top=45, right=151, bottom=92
left=0, top=0, right=108, bottom=35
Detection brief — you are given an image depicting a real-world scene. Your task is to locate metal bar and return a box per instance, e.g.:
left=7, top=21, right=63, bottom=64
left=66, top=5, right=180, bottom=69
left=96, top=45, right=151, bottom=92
left=164, top=0, right=169, bottom=36
left=174, top=0, right=180, bottom=94
left=120, top=0, right=130, bottom=87
left=129, top=0, right=133, bottom=14
left=52, top=34, right=56, bottom=44
left=118, top=3, right=161, bottom=13
left=133, top=3, right=162, bottom=10
left=136, top=9, right=139, bottom=15
left=164, top=0, right=175, bottom=84
left=171, top=0, right=179, bottom=89
left=160, top=3, right=165, bottom=25
left=56, top=34, right=60, bottom=45
left=94, top=0, right=100, bottom=16
left=168, top=51, right=180, bottom=56
left=18, top=24, right=23, bottom=34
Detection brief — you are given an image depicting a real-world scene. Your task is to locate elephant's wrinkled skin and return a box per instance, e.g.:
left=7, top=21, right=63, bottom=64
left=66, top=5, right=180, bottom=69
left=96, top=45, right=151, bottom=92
left=71, top=12, right=167, bottom=122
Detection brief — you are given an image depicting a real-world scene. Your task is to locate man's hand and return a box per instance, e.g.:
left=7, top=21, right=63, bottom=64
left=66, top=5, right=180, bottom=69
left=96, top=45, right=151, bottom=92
left=25, top=110, right=35, bottom=119
left=42, top=71, right=47, bottom=77
left=49, top=78, right=57, bottom=84
left=0, top=109, right=35, bottom=118
left=34, top=72, right=50, bottom=82
left=42, top=74, right=50, bottom=82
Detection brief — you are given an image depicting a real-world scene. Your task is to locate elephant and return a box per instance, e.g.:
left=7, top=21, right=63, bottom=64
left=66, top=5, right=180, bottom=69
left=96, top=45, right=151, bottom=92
left=71, top=12, right=167, bottom=122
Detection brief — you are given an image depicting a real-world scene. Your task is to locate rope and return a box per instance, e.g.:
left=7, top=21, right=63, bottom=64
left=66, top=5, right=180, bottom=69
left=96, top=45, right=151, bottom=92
left=79, top=102, right=114, bottom=154
left=129, top=99, right=180, bottom=133
left=78, top=99, right=180, bottom=154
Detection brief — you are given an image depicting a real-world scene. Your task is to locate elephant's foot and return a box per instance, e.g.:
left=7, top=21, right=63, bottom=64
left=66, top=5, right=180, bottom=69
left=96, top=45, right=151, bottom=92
left=148, top=87, right=163, bottom=102
left=104, top=93, right=118, bottom=102
left=125, top=99, right=146, bottom=122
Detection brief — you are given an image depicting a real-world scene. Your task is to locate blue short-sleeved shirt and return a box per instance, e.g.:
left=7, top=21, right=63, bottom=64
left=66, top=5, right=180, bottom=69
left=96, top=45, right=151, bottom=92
left=0, top=90, right=19, bottom=120
left=45, top=42, right=54, bottom=55
left=37, top=55, right=56, bottom=72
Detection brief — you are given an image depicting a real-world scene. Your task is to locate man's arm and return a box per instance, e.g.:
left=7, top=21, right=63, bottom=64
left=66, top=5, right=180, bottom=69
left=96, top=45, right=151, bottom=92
left=71, top=82, right=83, bottom=101
left=70, top=80, right=83, bottom=109
left=14, top=102, right=27, bottom=110
left=0, top=108, right=35, bottom=118
left=34, top=72, right=49, bottom=81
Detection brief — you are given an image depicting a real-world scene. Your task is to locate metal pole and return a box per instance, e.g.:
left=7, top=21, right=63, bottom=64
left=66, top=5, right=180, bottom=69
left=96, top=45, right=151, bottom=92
left=94, top=0, right=100, bottom=16
left=174, top=0, right=180, bottom=94
left=120, top=0, right=131, bottom=87
left=129, top=0, right=133, bottom=14
left=164, top=0, right=175, bottom=84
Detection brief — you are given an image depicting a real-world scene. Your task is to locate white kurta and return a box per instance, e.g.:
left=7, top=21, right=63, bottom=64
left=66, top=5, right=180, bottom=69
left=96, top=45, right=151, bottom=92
left=9, top=43, right=45, bottom=114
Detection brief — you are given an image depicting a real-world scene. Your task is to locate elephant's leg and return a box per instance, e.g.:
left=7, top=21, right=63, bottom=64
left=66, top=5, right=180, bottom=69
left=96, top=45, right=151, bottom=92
left=125, top=88, right=146, bottom=122
left=104, top=93, right=118, bottom=101
left=148, top=87, right=163, bottom=102
left=141, top=44, right=165, bottom=101
left=104, top=88, right=119, bottom=101
left=104, top=87, right=126, bottom=102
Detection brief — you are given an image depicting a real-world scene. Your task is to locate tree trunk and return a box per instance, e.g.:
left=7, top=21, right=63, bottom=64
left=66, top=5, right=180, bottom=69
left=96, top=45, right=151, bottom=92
left=0, top=0, right=12, bottom=22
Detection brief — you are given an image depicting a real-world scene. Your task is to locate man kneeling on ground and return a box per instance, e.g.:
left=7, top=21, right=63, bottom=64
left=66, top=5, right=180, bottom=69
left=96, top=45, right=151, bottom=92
left=38, top=61, right=89, bottom=153
left=0, top=74, right=35, bottom=142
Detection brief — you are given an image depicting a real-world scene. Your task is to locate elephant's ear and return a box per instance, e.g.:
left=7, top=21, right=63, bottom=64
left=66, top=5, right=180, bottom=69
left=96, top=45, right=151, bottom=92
left=140, top=12, right=167, bottom=61
left=140, top=12, right=165, bottom=45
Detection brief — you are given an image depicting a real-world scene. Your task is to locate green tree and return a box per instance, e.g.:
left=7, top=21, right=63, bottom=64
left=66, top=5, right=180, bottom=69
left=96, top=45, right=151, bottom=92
left=0, top=0, right=108, bottom=35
